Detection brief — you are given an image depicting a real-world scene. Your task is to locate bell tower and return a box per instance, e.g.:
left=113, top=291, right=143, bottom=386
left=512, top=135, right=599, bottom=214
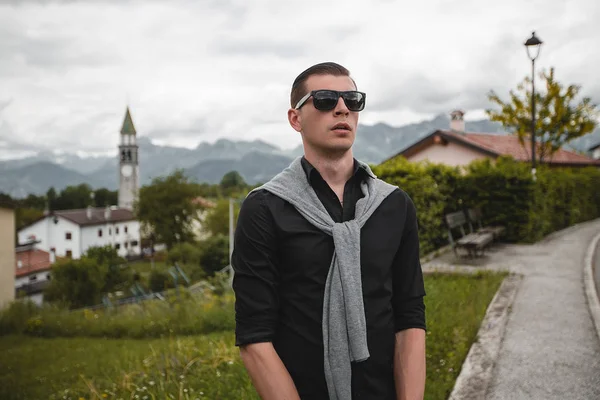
left=118, top=107, right=139, bottom=210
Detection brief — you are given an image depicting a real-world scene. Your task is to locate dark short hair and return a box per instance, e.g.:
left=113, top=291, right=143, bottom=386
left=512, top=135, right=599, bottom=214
left=290, top=62, right=356, bottom=107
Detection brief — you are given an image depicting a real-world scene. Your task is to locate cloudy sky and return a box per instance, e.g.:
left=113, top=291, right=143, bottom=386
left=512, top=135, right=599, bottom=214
left=0, top=0, right=598, bottom=160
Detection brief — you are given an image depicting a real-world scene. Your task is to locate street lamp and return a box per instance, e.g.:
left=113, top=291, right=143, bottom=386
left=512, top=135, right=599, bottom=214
left=524, top=31, right=543, bottom=177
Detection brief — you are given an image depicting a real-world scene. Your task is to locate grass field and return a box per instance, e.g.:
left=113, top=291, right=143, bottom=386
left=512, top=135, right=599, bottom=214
left=0, top=271, right=507, bottom=400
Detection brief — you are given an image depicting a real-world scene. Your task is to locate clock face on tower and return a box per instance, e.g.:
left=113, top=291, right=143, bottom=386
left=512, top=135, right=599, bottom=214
left=121, top=164, right=133, bottom=178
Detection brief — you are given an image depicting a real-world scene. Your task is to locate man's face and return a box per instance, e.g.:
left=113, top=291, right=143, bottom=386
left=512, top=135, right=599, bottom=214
left=288, top=74, right=359, bottom=156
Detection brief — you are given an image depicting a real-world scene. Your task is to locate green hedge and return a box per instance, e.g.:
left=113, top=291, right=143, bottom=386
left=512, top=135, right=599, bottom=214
left=374, top=156, right=600, bottom=254
left=374, top=158, right=461, bottom=255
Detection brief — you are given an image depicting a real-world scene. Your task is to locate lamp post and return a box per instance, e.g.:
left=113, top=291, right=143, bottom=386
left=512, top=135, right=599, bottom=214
left=524, top=31, right=543, bottom=178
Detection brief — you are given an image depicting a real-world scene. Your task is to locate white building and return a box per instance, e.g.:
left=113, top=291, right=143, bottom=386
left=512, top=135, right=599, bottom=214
left=590, top=143, right=600, bottom=160
left=18, top=206, right=141, bottom=260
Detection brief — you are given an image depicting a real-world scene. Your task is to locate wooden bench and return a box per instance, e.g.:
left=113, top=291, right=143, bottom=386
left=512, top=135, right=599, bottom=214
left=445, top=210, right=494, bottom=258
left=466, top=208, right=505, bottom=241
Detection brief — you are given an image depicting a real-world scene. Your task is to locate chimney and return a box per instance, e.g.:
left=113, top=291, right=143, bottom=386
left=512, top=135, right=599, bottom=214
left=86, top=205, right=93, bottom=220
left=104, top=206, right=111, bottom=221
left=450, top=110, right=465, bottom=133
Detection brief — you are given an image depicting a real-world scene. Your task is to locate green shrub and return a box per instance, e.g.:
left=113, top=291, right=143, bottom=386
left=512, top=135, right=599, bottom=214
left=374, top=155, right=600, bottom=249
left=166, top=242, right=202, bottom=266
left=199, top=234, right=230, bottom=276
left=43, top=258, right=107, bottom=309
left=148, top=270, right=175, bottom=293
left=2, top=287, right=235, bottom=339
left=0, top=300, right=39, bottom=335
left=374, top=157, right=460, bottom=255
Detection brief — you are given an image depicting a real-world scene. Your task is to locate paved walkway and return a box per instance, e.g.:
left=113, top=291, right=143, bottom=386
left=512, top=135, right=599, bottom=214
left=423, top=219, right=600, bottom=400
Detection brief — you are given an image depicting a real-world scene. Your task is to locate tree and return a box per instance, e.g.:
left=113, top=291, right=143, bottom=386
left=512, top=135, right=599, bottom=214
left=46, top=187, right=57, bottom=211
left=54, top=184, right=94, bottom=210
left=15, top=208, right=44, bottom=232
left=198, top=234, right=230, bottom=276
left=44, top=258, right=107, bottom=309
left=203, top=198, right=240, bottom=237
left=22, top=194, right=46, bottom=210
left=93, top=188, right=118, bottom=207
left=486, top=67, right=598, bottom=163
left=85, top=245, right=128, bottom=292
left=135, top=170, right=201, bottom=249
left=220, top=170, right=246, bottom=189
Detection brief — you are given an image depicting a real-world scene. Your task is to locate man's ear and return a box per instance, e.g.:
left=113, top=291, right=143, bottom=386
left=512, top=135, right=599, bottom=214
left=288, top=108, right=302, bottom=133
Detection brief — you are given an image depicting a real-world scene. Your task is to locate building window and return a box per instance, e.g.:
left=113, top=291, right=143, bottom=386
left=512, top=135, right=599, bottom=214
left=115, top=243, right=121, bottom=250
left=109, top=228, right=112, bottom=235
left=124, top=242, right=129, bottom=249
left=131, top=240, right=139, bottom=247
left=50, top=247, right=56, bottom=253
left=29, top=275, right=37, bottom=282
left=124, top=226, right=128, bottom=233
left=66, top=250, right=73, bottom=258
left=47, top=274, right=51, bottom=280
left=116, top=227, right=120, bottom=235
left=17, top=260, right=23, bottom=268
left=98, top=229, right=103, bottom=237
left=66, top=232, right=72, bottom=240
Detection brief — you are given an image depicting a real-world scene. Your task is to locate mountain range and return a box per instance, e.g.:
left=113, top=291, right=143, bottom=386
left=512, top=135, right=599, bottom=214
left=1, top=114, right=598, bottom=198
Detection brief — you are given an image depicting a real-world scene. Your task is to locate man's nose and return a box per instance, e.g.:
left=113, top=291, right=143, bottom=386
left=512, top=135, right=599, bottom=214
left=334, top=96, right=349, bottom=115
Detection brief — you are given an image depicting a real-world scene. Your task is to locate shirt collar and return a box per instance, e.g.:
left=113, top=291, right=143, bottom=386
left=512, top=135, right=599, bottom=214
left=300, top=156, right=374, bottom=184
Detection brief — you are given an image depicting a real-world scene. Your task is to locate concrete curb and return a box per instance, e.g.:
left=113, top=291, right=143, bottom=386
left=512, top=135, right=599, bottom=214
left=448, top=274, right=522, bottom=400
left=420, top=245, right=452, bottom=264
left=583, top=232, right=600, bottom=341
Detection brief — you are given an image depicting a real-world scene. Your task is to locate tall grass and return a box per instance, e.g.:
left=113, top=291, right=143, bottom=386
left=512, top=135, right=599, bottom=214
left=0, top=289, right=234, bottom=339
left=1, top=272, right=507, bottom=400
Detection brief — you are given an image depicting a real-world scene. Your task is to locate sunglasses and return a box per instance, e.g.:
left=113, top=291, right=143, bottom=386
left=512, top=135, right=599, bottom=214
left=294, top=90, right=366, bottom=112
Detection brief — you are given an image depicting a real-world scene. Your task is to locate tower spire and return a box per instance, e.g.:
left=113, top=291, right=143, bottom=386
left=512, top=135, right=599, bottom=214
left=121, top=106, right=137, bottom=135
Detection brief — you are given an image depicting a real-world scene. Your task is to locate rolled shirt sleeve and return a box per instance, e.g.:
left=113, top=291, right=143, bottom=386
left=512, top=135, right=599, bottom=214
left=392, top=193, right=427, bottom=332
left=232, top=190, right=281, bottom=346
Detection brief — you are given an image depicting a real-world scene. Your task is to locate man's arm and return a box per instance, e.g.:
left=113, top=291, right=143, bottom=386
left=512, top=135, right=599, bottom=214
left=240, top=342, right=300, bottom=400
left=232, top=191, right=300, bottom=399
left=394, top=328, right=426, bottom=400
left=391, top=192, right=427, bottom=399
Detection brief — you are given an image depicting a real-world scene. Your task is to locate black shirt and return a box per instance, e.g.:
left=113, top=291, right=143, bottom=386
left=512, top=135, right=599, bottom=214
left=232, top=157, right=426, bottom=400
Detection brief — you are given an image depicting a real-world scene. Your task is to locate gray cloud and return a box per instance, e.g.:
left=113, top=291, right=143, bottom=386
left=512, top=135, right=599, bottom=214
left=146, top=116, right=210, bottom=140
left=211, top=37, right=307, bottom=58
left=0, top=23, right=116, bottom=76
left=0, top=0, right=598, bottom=158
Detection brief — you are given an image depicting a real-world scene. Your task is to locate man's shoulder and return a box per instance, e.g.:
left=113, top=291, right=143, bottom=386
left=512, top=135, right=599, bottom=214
left=376, top=183, right=409, bottom=205
left=242, top=188, right=288, bottom=212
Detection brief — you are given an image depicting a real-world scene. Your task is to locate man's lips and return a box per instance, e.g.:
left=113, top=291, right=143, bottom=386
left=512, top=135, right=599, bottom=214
left=331, top=123, right=351, bottom=131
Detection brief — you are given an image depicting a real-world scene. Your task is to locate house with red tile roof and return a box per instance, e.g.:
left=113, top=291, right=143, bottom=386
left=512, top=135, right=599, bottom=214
left=15, top=240, right=54, bottom=305
left=384, top=111, right=600, bottom=168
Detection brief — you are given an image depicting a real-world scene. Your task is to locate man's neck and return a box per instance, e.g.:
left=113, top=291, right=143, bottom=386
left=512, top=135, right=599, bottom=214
left=304, top=149, right=354, bottom=190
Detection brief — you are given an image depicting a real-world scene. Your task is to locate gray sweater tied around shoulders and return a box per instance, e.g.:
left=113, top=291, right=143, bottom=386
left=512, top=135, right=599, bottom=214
left=250, top=156, right=397, bottom=399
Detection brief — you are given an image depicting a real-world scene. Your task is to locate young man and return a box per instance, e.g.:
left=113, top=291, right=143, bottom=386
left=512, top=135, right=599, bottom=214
left=232, top=62, right=426, bottom=400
